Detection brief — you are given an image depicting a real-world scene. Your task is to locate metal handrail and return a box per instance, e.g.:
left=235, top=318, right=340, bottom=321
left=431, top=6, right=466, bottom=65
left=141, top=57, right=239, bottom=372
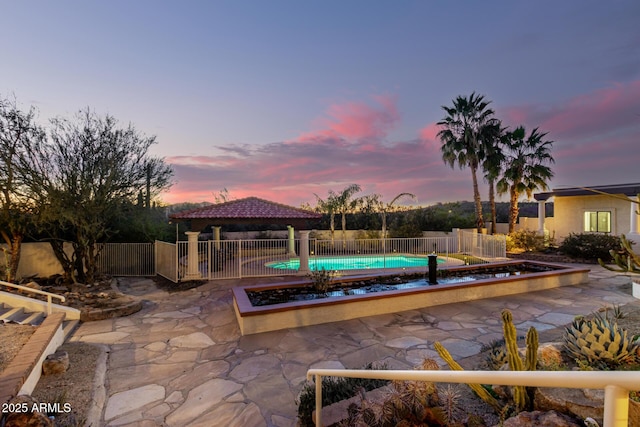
left=307, top=368, right=640, bottom=427
left=0, top=280, right=66, bottom=315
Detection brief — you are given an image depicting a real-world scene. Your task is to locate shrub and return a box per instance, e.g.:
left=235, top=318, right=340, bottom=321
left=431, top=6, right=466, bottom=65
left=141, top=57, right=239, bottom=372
left=507, top=230, right=546, bottom=252
left=558, top=233, right=622, bottom=261
left=307, top=268, right=333, bottom=294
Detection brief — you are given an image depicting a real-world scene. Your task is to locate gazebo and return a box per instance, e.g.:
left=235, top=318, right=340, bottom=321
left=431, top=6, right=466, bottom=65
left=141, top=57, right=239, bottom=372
left=169, top=196, right=322, bottom=231
left=169, top=197, right=322, bottom=279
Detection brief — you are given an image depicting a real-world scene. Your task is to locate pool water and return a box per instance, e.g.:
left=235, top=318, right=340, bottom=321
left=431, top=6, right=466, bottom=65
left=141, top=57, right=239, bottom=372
left=266, top=255, right=444, bottom=271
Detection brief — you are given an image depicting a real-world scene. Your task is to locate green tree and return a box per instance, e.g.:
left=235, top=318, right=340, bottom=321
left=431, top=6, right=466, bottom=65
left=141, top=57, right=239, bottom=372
left=20, top=109, right=174, bottom=283
left=0, top=97, right=45, bottom=282
left=437, top=92, right=498, bottom=232
left=497, top=126, right=554, bottom=233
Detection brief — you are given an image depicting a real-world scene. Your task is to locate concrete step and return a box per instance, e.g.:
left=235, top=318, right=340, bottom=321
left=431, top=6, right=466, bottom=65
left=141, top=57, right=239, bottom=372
left=62, top=319, right=80, bottom=340
left=18, top=311, right=46, bottom=326
left=0, top=307, right=24, bottom=323
left=0, top=304, right=47, bottom=326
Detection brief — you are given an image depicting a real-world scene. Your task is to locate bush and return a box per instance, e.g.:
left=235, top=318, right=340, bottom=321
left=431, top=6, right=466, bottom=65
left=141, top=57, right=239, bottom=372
left=507, top=230, right=546, bottom=252
left=559, top=233, right=622, bottom=261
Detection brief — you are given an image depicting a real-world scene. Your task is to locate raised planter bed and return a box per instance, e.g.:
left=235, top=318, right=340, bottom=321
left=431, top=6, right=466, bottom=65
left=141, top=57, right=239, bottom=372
left=233, top=261, right=590, bottom=335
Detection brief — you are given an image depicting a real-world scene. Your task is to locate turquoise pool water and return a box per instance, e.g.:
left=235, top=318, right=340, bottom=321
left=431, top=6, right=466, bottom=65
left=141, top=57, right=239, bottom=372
left=266, top=255, right=444, bottom=271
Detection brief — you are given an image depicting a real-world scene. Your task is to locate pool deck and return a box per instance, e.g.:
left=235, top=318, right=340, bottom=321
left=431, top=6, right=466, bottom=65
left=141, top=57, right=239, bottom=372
left=68, top=264, right=638, bottom=426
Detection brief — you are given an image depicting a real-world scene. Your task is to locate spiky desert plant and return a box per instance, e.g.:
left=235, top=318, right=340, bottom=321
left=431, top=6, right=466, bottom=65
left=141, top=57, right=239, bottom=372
left=525, top=325, right=538, bottom=371
left=485, top=343, right=509, bottom=370
left=501, top=309, right=538, bottom=412
left=434, top=341, right=502, bottom=412
left=438, top=384, right=463, bottom=425
left=340, top=358, right=447, bottom=427
left=564, top=310, right=639, bottom=368
left=598, top=234, right=640, bottom=273
left=501, top=309, right=527, bottom=411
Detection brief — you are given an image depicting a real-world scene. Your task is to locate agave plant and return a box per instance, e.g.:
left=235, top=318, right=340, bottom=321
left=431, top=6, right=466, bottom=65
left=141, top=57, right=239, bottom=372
left=563, top=311, right=639, bottom=368
left=484, top=341, right=509, bottom=370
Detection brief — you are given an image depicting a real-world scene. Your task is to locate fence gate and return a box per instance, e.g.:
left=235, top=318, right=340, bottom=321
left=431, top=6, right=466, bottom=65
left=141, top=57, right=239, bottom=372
left=97, top=243, right=155, bottom=277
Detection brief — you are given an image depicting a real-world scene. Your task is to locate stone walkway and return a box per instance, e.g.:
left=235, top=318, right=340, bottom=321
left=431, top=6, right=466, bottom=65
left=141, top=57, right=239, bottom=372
left=68, top=265, right=638, bottom=426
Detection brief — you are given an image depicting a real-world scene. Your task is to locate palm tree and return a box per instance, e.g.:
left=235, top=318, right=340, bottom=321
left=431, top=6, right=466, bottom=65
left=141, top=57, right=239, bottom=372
left=335, top=184, right=362, bottom=249
left=481, top=121, right=506, bottom=234
left=381, top=192, right=416, bottom=240
left=314, top=192, right=339, bottom=245
left=437, top=92, right=497, bottom=232
left=497, top=126, right=555, bottom=233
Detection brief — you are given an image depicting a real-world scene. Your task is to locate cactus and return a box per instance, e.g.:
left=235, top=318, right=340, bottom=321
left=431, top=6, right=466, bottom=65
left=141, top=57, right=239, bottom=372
left=340, top=358, right=447, bottom=426
left=436, top=310, right=540, bottom=414
left=598, top=234, right=640, bottom=273
left=501, top=309, right=531, bottom=412
left=525, top=326, right=538, bottom=371
left=563, top=310, right=639, bottom=368
left=434, top=341, right=502, bottom=412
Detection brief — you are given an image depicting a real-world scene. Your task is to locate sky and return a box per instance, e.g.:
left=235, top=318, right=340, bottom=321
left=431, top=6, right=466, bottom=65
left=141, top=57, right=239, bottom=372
left=1, top=1, right=639, bottom=208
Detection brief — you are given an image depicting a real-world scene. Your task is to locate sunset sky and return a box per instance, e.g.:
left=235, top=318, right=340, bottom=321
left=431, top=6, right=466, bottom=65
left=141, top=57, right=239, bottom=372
left=2, top=1, right=639, bottom=208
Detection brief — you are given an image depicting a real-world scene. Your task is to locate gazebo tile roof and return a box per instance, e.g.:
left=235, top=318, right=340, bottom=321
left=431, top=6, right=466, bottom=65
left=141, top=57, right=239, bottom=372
left=169, top=197, right=321, bottom=220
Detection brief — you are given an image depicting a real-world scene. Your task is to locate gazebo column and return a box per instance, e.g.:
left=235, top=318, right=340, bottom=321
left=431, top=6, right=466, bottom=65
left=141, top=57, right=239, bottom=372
left=287, top=225, right=296, bottom=256
left=213, top=226, right=222, bottom=250
left=184, top=231, right=202, bottom=280
left=298, top=230, right=311, bottom=275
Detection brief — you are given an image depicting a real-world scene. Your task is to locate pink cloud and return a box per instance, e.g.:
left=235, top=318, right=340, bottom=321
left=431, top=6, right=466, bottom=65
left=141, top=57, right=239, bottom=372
left=161, top=82, right=640, bottom=208
left=296, top=94, right=400, bottom=142
left=499, top=80, right=640, bottom=139
left=418, top=123, right=439, bottom=142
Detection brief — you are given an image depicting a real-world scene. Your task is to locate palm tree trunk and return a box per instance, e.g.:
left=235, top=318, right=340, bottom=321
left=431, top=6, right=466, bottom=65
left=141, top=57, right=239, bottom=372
left=471, top=165, right=485, bottom=231
left=330, top=213, right=335, bottom=245
left=341, top=212, right=347, bottom=250
left=509, top=186, right=519, bottom=234
left=489, top=179, right=497, bottom=234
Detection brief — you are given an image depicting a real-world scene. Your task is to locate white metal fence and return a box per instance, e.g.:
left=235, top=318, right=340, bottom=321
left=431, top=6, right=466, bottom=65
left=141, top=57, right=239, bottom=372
left=96, top=243, right=155, bottom=277
left=155, top=241, right=178, bottom=282
left=94, top=232, right=507, bottom=282
left=171, top=233, right=506, bottom=282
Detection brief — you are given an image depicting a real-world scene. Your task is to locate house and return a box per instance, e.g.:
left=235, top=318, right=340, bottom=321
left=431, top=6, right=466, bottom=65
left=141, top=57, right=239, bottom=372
left=534, top=183, right=640, bottom=244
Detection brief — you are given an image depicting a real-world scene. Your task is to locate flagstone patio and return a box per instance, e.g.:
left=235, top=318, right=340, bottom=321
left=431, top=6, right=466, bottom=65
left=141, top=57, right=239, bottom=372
left=67, top=265, right=637, bottom=426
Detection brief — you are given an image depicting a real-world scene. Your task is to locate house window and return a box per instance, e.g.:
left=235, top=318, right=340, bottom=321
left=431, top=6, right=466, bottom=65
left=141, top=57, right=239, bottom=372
left=584, top=211, right=611, bottom=233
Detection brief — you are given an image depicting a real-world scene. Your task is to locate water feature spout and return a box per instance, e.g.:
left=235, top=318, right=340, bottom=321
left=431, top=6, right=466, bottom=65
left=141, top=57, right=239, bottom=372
left=428, top=253, right=438, bottom=284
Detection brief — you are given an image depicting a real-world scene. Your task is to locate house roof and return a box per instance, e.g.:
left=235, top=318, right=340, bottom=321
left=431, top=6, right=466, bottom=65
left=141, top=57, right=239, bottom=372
left=535, top=183, right=640, bottom=201
left=169, top=196, right=322, bottom=230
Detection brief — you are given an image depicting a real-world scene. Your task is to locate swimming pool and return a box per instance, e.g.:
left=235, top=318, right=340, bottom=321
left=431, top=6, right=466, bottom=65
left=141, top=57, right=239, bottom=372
left=266, top=255, right=445, bottom=271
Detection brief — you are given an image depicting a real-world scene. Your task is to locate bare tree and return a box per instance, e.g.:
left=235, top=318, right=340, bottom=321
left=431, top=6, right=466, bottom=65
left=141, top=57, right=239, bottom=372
left=19, top=109, right=173, bottom=283
left=0, top=97, right=45, bottom=282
